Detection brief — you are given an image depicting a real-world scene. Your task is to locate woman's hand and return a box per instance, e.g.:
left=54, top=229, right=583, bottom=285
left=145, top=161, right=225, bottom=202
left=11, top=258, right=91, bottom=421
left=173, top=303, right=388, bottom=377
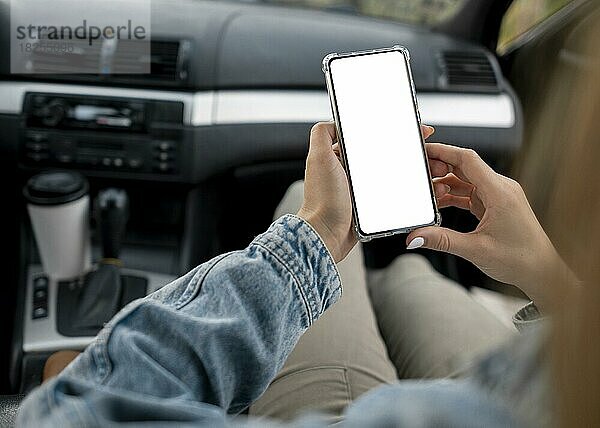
left=297, top=123, right=355, bottom=263
left=407, top=143, right=570, bottom=308
left=298, top=122, right=437, bottom=263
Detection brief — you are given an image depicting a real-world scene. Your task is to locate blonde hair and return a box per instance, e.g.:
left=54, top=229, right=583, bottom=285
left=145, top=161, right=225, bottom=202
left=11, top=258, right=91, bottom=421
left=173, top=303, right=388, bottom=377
left=518, top=12, right=600, bottom=427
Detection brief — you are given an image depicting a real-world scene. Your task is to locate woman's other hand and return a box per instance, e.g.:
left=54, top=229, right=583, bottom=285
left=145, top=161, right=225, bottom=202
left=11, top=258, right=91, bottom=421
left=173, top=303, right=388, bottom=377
left=298, top=122, right=436, bottom=263
left=407, top=143, right=570, bottom=308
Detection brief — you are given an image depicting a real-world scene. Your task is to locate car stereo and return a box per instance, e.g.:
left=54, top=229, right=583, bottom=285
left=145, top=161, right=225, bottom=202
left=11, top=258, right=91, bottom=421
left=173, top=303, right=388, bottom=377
left=24, top=95, right=149, bottom=132
left=20, top=93, right=184, bottom=176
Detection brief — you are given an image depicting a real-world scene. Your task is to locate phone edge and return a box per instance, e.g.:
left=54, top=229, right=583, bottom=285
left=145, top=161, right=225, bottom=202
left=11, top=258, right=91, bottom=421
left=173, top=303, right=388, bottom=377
left=322, top=45, right=441, bottom=243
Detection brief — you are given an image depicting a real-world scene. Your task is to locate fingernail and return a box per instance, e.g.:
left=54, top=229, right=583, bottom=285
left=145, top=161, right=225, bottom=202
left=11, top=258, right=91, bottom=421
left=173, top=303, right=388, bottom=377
left=425, top=125, right=435, bottom=132
left=407, top=237, right=425, bottom=250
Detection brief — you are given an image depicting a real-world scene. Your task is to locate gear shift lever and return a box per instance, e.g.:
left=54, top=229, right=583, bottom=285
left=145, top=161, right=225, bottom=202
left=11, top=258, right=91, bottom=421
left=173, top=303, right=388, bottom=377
left=96, top=188, right=129, bottom=261
left=73, top=189, right=129, bottom=331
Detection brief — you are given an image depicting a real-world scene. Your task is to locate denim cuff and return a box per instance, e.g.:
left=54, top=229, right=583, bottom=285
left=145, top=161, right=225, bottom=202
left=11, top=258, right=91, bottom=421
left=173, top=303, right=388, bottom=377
left=253, top=214, right=342, bottom=325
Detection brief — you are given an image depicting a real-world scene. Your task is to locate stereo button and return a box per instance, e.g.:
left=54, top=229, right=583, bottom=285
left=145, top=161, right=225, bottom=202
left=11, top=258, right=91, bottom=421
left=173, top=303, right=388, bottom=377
left=26, top=153, right=49, bottom=162
left=102, top=157, right=112, bottom=166
left=26, top=142, right=48, bottom=152
left=113, top=158, right=124, bottom=167
left=27, top=132, right=48, bottom=143
left=156, top=141, right=173, bottom=151
left=156, top=162, right=172, bottom=172
left=128, top=158, right=143, bottom=169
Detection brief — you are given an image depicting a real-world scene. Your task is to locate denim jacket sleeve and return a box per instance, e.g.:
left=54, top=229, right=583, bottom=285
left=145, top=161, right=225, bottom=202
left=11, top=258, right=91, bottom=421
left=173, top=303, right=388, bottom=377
left=17, top=214, right=342, bottom=427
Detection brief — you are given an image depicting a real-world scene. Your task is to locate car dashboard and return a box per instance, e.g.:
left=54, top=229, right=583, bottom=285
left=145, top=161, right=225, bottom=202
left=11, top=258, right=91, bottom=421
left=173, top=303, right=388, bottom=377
left=0, top=0, right=520, bottom=183
left=0, top=0, right=522, bottom=394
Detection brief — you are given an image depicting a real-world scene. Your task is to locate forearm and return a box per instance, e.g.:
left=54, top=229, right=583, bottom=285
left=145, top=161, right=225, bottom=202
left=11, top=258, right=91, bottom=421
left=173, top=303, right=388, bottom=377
left=17, top=215, right=342, bottom=426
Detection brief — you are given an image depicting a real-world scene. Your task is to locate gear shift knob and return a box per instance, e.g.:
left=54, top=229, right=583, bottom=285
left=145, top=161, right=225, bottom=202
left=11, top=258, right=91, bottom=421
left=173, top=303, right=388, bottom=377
left=95, top=188, right=129, bottom=260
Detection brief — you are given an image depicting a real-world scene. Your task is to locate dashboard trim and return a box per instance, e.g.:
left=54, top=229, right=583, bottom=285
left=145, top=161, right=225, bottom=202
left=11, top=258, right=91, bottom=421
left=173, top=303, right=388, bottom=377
left=0, top=82, right=515, bottom=129
left=211, top=90, right=516, bottom=128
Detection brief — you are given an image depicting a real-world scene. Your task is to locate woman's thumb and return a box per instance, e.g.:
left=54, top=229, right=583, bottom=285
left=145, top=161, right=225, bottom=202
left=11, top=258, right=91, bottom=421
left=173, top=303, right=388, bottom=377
left=406, top=226, right=472, bottom=259
left=309, top=123, right=336, bottom=156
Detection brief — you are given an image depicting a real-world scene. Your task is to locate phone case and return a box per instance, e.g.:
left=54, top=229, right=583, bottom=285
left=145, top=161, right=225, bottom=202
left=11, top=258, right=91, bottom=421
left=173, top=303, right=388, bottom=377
left=322, top=45, right=441, bottom=242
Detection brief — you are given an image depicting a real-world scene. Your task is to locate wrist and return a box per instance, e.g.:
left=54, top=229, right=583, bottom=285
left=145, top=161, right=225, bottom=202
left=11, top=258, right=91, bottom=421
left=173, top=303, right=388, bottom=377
left=522, top=242, right=577, bottom=313
left=296, top=208, right=343, bottom=263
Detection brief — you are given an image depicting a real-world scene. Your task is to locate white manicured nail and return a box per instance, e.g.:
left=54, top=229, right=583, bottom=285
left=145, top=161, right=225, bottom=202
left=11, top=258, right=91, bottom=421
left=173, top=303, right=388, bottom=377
left=407, top=237, right=424, bottom=250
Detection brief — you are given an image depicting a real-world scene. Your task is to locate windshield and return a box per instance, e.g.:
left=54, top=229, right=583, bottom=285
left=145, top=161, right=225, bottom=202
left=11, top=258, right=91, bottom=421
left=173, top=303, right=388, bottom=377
left=254, top=0, right=466, bottom=26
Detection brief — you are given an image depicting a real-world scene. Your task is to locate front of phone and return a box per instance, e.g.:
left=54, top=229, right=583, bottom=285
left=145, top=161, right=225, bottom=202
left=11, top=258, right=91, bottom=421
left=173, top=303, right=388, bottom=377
left=323, top=46, right=439, bottom=241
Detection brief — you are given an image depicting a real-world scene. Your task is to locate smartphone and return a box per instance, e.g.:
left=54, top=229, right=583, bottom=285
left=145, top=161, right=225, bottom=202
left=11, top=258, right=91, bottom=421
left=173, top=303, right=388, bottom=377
left=322, top=45, right=440, bottom=241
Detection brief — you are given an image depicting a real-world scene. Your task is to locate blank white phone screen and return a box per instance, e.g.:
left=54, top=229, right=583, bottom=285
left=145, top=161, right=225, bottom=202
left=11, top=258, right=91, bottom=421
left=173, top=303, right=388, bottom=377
left=330, top=51, right=435, bottom=235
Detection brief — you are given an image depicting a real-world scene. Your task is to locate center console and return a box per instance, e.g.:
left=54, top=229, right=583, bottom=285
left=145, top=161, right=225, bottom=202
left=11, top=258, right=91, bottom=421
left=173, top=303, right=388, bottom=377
left=21, top=171, right=179, bottom=356
left=12, top=90, right=202, bottom=393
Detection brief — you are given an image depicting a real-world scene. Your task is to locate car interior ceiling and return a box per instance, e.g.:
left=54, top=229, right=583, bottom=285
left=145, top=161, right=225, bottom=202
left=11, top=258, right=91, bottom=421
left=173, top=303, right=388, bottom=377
left=0, top=0, right=596, bottom=411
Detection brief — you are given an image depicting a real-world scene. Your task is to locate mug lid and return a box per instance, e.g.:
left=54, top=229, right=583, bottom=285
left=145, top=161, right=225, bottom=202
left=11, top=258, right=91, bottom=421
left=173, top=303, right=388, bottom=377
left=24, top=171, right=89, bottom=205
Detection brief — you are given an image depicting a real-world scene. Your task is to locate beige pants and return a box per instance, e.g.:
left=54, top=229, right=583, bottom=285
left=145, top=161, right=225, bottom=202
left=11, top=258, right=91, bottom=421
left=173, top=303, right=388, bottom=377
left=249, top=181, right=514, bottom=422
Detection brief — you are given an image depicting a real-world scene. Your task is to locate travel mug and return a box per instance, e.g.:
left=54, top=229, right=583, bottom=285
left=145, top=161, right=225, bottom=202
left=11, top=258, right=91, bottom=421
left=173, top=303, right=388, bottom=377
left=24, top=171, right=91, bottom=280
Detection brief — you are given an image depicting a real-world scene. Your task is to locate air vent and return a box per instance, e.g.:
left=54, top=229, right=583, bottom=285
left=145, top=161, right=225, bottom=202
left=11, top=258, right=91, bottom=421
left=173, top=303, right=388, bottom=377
left=438, top=51, right=499, bottom=92
left=28, top=39, right=102, bottom=74
left=149, top=40, right=182, bottom=81
left=115, top=40, right=189, bottom=82
left=25, top=39, right=190, bottom=86
left=153, top=39, right=190, bottom=84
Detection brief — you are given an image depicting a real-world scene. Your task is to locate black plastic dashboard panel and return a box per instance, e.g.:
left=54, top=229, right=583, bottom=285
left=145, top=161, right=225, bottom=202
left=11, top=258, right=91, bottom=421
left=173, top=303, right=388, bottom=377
left=0, top=0, right=522, bottom=184
left=186, top=121, right=520, bottom=182
left=1, top=0, right=501, bottom=92
left=216, top=8, right=438, bottom=90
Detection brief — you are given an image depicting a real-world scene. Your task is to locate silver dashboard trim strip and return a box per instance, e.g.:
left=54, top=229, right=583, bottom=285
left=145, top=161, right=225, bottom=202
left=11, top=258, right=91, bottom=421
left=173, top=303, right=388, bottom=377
left=417, top=93, right=515, bottom=128
left=0, top=82, right=515, bottom=128
left=211, top=90, right=332, bottom=125
left=212, top=90, right=515, bottom=128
